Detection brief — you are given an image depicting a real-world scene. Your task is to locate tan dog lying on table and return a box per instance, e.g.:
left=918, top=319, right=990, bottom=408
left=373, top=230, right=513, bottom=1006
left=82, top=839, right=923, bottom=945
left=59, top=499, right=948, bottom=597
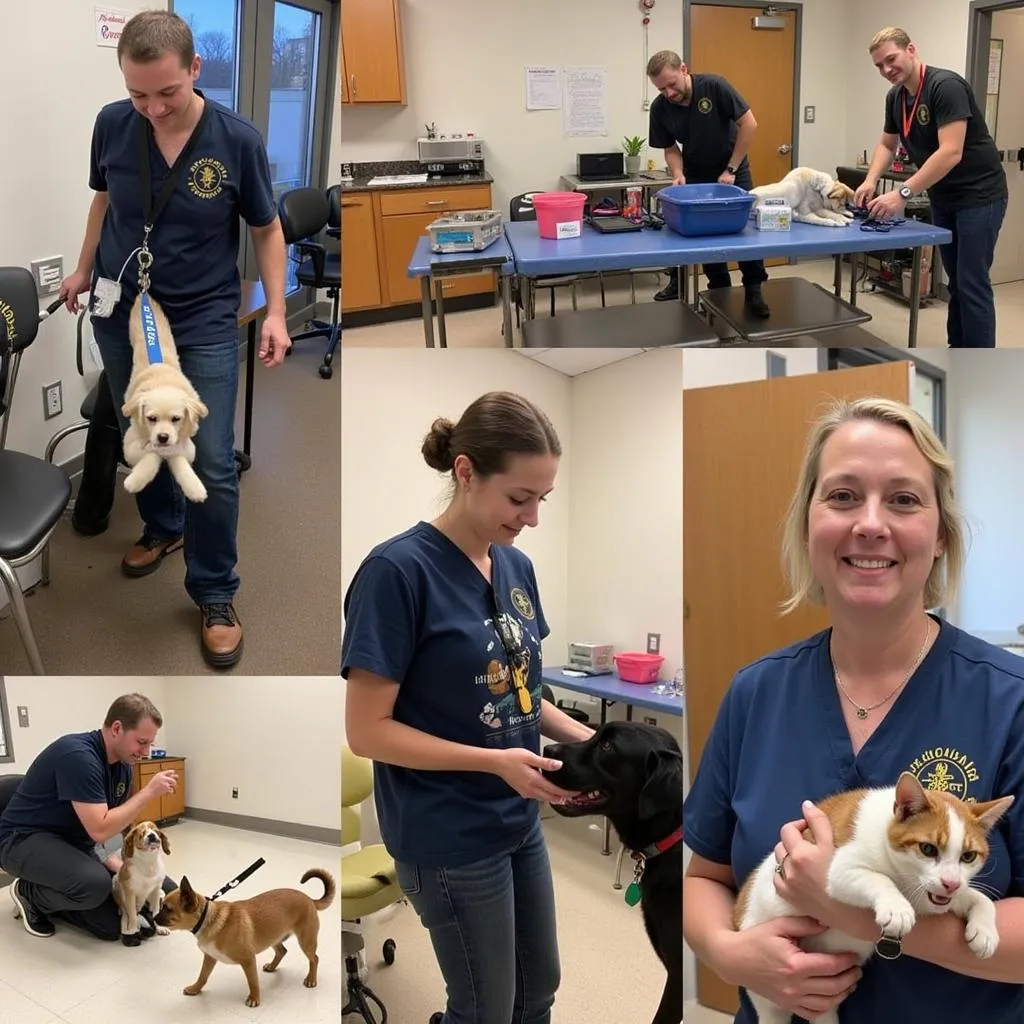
left=749, top=166, right=857, bottom=227
left=122, top=291, right=209, bottom=502
left=153, top=868, right=336, bottom=1008
left=112, top=820, right=171, bottom=946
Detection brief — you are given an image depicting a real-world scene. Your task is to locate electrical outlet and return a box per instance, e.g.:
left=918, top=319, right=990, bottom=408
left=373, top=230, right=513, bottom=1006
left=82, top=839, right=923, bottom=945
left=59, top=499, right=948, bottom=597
left=646, top=632, right=661, bottom=655
left=17, top=706, right=29, bottom=727
left=42, top=381, right=62, bottom=420
left=644, top=716, right=657, bottom=726
left=232, top=787, right=239, bottom=798
left=804, top=105, right=816, bottom=124
left=30, top=256, right=64, bottom=296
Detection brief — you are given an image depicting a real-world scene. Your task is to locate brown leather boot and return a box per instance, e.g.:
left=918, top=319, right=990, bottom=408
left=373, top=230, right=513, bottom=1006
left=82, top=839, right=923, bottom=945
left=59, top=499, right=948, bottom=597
left=121, top=535, right=184, bottom=577
left=200, top=603, right=243, bottom=668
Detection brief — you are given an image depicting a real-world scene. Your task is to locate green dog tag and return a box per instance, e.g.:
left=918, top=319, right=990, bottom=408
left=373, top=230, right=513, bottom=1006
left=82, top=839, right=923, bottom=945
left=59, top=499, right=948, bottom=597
left=624, top=882, right=642, bottom=907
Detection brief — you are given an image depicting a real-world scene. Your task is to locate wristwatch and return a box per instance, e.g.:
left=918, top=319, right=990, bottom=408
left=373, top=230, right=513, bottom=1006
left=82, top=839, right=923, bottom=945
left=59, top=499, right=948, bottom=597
left=726, top=164, right=737, bottom=174
left=898, top=184, right=913, bottom=200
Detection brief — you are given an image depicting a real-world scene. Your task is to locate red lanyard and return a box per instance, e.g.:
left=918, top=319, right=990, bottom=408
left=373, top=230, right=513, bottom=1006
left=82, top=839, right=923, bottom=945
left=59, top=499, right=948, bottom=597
left=901, top=64, right=926, bottom=139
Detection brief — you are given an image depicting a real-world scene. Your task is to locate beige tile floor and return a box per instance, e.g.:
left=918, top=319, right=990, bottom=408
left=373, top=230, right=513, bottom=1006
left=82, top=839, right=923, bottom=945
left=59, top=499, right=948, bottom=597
left=342, top=258, right=1024, bottom=351
left=0, top=821, right=341, bottom=1024
left=685, top=1001, right=734, bottom=1022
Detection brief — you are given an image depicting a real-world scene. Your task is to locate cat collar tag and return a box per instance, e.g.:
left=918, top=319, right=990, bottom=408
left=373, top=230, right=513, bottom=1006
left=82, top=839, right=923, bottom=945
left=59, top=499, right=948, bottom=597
left=875, top=933, right=903, bottom=960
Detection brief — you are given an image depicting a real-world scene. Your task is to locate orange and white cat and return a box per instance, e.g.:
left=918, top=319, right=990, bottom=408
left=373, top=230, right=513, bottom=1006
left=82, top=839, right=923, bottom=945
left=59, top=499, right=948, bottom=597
left=734, top=771, right=1014, bottom=1024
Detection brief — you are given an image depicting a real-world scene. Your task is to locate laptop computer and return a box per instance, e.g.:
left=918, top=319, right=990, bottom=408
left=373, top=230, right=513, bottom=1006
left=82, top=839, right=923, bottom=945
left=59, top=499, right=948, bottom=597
left=590, top=216, right=642, bottom=234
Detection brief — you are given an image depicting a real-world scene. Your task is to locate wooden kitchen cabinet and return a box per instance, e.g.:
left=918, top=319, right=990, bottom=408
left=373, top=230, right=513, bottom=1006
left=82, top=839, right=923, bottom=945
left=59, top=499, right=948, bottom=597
left=341, top=0, right=406, bottom=105
left=130, top=756, right=186, bottom=826
left=341, top=193, right=383, bottom=311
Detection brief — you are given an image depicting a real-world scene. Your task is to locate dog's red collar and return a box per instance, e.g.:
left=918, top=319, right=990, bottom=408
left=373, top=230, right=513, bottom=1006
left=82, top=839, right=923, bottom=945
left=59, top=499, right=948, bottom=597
left=636, top=826, right=683, bottom=862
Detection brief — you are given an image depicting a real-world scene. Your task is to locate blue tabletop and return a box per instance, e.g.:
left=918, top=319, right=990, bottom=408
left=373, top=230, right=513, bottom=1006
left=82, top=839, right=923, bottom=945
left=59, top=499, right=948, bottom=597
left=407, top=232, right=515, bottom=278
left=543, top=668, right=683, bottom=717
left=504, top=218, right=952, bottom=275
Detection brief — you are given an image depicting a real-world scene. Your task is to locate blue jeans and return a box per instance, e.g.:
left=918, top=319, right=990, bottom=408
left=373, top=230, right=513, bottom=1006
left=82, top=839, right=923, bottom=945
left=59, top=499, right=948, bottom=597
left=929, top=196, right=1007, bottom=348
left=395, top=817, right=561, bottom=1024
left=91, top=319, right=241, bottom=605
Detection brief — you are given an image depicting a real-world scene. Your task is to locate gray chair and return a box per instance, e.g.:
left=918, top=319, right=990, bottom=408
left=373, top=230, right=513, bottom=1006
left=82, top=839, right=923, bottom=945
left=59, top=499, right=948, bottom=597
left=0, top=268, right=73, bottom=674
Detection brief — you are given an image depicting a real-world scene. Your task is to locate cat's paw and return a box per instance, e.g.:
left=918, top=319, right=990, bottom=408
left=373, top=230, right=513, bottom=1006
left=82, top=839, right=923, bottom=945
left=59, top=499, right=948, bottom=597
left=874, top=894, right=916, bottom=938
left=965, top=906, right=1000, bottom=958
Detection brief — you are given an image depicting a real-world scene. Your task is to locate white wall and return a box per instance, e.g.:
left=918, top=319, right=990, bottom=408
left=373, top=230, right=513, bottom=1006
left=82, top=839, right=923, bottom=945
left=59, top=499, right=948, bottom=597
left=2, top=676, right=340, bottom=832
left=2, top=0, right=342, bottom=460
left=340, top=0, right=851, bottom=215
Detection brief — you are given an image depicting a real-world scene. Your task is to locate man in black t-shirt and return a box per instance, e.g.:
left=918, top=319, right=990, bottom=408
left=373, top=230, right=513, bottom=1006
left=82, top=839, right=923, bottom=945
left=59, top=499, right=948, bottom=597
left=0, top=693, right=178, bottom=941
left=854, top=27, right=1008, bottom=348
left=646, top=49, right=769, bottom=317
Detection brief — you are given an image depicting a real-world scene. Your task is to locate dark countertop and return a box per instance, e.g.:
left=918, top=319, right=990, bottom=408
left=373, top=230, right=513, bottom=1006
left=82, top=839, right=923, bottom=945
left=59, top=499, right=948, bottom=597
left=341, top=172, right=494, bottom=193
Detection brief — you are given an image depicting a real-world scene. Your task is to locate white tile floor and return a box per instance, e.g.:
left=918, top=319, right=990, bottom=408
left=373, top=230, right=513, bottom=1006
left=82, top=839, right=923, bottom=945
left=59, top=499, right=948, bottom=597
left=348, top=812, right=669, bottom=1023
left=685, top=1001, right=734, bottom=1023
left=341, top=258, right=1024, bottom=351
left=0, top=821, right=341, bottom=1024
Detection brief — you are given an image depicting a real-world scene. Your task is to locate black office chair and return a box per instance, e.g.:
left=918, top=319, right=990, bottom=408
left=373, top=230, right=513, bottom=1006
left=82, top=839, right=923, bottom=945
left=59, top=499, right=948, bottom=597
left=278, top=185, right=341, bottom=380
left=0, top=268, right=73, bottom=675
left=44, top=311, right=124, bottom=536
left=541, top=684, right=591, bottom=725
left=509, top=192, right=607, bottom=324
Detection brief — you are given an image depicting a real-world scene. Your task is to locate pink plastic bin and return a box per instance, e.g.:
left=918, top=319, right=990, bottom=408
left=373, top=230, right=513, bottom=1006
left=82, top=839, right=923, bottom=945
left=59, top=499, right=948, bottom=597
left=532, top=191, right=586, bottom=240
left=614, top=652, right=665, bottom=684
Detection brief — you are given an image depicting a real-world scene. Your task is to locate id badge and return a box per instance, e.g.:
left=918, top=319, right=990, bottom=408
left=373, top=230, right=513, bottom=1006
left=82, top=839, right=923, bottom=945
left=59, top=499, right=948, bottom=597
left=91, top=277, right=122, bottom=318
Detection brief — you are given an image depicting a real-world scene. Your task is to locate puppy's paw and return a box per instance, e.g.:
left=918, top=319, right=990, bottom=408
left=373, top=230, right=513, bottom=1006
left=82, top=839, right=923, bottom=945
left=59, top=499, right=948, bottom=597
left=123, top=472, right=145, bottom=494
left=156, top=926, right=170, bottom=936
left=183, top=984, right=203, bottom=997
left=245, top=996, right=261, bottom=1008
left=303, top=977, right=317, bottom=989
left=874, top=894, right=916, bottom=938
left=121, top=931, right=143, bottom=947
left=182, top=478, right=207, bottom=503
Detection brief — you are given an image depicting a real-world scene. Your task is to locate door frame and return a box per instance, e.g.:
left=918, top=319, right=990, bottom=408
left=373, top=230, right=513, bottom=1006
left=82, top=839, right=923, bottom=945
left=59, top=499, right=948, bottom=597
left=683, top=0, right=804, bottom=170
left=966, top=0, right=1024, bottom=103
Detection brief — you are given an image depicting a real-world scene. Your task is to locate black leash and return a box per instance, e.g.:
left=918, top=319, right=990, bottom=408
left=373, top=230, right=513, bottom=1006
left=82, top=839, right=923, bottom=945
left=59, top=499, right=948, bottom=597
left=189, top=856, right=266, bottom=936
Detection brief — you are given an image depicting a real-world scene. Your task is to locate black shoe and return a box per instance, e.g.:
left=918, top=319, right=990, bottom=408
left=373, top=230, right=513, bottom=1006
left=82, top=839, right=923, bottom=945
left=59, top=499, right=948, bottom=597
left=430, top=1015, right=443, bottom=1024
left=121, top=930, right=143, bottom=946
left=745, top=287, right=770, bottom=318
left=9, top=880, right=55, bottom=937
left=654, top=282, right=679, bottom=301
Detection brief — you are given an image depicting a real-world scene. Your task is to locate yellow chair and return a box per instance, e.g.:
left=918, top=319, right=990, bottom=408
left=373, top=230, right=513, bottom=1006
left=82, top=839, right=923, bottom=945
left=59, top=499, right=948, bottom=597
left=342, top=745, right=404, bottom=1023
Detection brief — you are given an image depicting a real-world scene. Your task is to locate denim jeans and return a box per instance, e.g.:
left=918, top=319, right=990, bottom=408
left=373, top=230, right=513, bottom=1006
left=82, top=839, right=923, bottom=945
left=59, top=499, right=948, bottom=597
left=928, top=196, right=1007, bottom=348
left=91, top=318, right=241, bottom=605
left=395, top=817, right=561, bottom=1024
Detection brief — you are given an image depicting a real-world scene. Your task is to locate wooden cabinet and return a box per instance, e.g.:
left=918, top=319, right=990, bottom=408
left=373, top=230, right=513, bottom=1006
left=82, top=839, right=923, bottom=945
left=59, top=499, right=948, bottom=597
left=130, top=756, right=186, bottom=826
left=341, top=0, right=406, bottom=105
left=342, top=183, right=497, bottom=313
left=341, top=193, right=383, bottom=312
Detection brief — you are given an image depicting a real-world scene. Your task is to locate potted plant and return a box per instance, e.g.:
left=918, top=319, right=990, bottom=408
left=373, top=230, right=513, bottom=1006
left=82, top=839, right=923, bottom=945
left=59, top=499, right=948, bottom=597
left=622, top=135, right=645, bottom=175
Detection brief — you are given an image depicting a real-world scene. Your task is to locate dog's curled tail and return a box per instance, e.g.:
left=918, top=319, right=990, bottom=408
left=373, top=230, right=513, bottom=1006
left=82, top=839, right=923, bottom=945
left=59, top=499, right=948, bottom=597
left=300, top=868, right=336, bottom=911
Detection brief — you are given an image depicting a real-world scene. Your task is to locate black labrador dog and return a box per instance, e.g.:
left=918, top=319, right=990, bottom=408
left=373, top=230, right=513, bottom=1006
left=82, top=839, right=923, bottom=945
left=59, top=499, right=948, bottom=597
left=543, top=721, right=683, bottom=1024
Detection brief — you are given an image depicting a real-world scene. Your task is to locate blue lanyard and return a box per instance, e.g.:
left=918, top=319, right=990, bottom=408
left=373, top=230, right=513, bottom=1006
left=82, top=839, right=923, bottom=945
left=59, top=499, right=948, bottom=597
left=140, top=292, right=163, bottom=365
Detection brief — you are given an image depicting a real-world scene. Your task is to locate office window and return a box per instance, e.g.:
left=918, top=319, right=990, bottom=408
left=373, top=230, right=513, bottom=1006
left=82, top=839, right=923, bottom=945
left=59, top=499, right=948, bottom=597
left=0, top=680, right=13, bottom=763
left=176, top=0, right=242, bottom=112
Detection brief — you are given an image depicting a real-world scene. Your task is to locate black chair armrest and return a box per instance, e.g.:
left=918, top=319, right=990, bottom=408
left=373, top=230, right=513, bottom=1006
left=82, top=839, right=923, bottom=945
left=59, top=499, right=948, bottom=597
left=293, top=240, right=326, bottom=282
left=327, top=227, right=340, bottom=239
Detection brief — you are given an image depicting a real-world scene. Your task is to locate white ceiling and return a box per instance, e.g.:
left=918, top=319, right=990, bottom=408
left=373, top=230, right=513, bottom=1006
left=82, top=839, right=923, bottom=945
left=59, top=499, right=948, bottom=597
left=513, top=347, right=652, bottom=376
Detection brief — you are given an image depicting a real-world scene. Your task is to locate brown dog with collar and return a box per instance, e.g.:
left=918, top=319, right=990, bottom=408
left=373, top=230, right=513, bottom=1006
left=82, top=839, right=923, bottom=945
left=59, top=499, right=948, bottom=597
left=153, top=868, right=335, bottom=1007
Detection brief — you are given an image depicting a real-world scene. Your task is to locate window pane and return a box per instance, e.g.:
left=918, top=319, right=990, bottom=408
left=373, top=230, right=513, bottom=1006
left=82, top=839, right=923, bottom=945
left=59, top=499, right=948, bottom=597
left=175, top=0, right=241, bottom=112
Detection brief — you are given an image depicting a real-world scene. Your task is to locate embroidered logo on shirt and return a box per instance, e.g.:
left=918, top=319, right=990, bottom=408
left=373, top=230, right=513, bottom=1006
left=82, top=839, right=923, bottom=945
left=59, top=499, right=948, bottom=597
left=906, top=746, right=979, bottom=801
left=189, top=157, right=229, bottom=199
left=510, top=587, right=535, bottom=620
left=916, top=105, right=930, bottom=127
left=115, top=781, right=126, bottom=798
left=697, top=97, right=713, bottom=114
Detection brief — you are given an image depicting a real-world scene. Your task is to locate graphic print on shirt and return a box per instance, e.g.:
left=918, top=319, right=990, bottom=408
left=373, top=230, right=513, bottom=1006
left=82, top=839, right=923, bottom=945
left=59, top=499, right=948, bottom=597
left=477, top=605, right=543, bottom=735
left=906, top=745, right=980, bottom=801
left=189, top=157, right=228, bottom=200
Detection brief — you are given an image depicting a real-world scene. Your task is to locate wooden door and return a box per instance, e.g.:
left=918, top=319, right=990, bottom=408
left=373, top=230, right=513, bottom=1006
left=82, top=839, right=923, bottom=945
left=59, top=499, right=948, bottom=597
left=683, top=361, right=912, bottom=1015
left=690, top=5, right=797, bottom=269
left=341, top=194, right=383, bottom=311
left=341, top=0, right=406, bottom=104
left=380, top=212, right=494, bottom=305
left=341, top=44, right=350, bottom=104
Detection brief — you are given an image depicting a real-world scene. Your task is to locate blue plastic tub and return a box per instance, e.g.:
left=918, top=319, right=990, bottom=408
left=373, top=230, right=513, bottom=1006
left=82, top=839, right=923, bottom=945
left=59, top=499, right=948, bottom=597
left=656, top=183, right=756, bottom=237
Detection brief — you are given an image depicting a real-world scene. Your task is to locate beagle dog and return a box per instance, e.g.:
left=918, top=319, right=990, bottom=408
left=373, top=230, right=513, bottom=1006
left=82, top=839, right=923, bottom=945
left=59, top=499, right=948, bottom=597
left=112, top=820, right=171, bottom=946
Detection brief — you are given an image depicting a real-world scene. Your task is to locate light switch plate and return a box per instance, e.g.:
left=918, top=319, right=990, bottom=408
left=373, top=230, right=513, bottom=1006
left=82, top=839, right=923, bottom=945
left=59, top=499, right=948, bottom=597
left=17, top=706, right=29, bottom=727
left=804, top=105, right=816, bottom=124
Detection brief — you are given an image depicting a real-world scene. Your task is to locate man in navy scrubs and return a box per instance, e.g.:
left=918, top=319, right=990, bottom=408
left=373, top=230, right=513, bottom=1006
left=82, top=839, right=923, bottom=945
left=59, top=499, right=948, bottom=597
left=59, top=10, right=291, bottom=667
left=646, top=49, right=770, bottom=317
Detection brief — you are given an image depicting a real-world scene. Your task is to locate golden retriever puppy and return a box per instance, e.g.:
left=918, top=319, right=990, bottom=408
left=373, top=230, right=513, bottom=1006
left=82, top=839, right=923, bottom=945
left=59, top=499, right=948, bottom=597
left=112, top=820, right=171, bottom=946
left=122, top=292, right=209, bottom=502
left=749, top=167, right=857, bottom=227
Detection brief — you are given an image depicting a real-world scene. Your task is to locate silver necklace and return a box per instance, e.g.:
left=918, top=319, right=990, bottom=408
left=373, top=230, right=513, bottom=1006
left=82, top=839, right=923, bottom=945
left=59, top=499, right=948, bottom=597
left=832, top=620, right=932, bottom=720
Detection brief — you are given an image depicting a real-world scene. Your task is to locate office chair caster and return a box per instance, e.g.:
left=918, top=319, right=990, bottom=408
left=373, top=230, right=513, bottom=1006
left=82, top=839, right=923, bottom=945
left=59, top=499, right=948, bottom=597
left=382, top=938, right=396, bottom=965
left=319, top=362, right=333, bottom=380
left=343, top=953, right=389, bottom=1023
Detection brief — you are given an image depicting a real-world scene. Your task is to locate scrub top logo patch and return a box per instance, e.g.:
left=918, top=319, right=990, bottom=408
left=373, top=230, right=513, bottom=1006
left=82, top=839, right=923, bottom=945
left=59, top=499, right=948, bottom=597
left=189, top=157, right=228, bottom=199
left=115, top=781, right=127, bottom=798
left=907, top=746, right=979, bottom=801
left=510, top=587, right=535, bottom=620
left=697, top=97, right=713, bottom=114
left=916, top=105, right=930, bottom=127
